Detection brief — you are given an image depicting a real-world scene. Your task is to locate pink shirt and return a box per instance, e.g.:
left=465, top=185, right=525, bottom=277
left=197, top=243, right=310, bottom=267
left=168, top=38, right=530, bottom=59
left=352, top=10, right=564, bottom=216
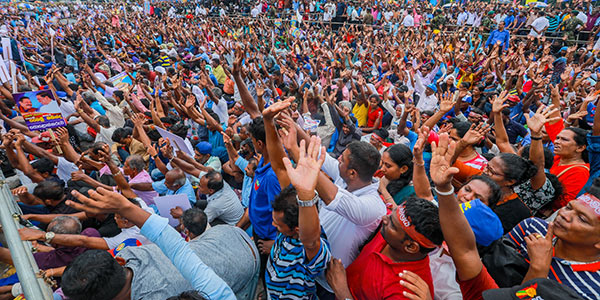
left=129, top=170, right=159, bottom=206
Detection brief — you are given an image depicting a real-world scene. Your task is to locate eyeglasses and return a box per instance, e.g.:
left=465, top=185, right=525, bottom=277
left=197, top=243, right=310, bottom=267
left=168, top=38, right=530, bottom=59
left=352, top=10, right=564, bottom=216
left=485, top=164, right=504, bottom=177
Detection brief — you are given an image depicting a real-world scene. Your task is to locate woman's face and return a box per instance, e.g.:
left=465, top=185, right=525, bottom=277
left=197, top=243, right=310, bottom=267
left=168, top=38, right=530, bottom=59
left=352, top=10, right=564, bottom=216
left=554, top=129, right=583, bottom=159
left=483, top=157, right=509, bottom=187
left=380, top=151, right=407, bottom=181
left=457, top=179, right=493, bottom=205
left=369, top=96, right=379, bottom=107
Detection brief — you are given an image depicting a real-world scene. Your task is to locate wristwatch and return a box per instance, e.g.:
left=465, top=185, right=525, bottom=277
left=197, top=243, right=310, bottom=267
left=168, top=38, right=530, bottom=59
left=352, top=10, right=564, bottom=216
left=296, top=191, right=319, bottom=207
left=45, top=232, right=55, bottom=244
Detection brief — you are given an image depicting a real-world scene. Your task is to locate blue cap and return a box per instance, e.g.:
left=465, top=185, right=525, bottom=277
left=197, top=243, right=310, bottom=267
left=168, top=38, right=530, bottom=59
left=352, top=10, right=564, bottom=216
left=559, top=46, right=568, bottom=52
left=460, top=199, right=503, bottom=246
left=195, top=141, right=212, bottom=155
left=426, top=83, right=438, bottom=93
left=463, top=96, right=473, bottom=104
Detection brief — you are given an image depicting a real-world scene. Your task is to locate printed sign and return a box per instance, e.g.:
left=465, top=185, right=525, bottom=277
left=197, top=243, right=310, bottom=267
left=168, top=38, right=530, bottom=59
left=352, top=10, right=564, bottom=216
left=13, top=89, right=66, bottom=131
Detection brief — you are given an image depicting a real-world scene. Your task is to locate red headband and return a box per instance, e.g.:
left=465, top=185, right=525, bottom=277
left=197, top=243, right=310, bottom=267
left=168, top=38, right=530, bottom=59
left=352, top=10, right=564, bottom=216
left=576, top=193, right=600, bottom=219
left=396, top=204, right=436, bottom=249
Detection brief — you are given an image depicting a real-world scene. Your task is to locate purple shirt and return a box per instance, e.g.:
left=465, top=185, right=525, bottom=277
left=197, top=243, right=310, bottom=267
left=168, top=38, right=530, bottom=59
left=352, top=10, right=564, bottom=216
left=34, top=228, right=100, bottom=270
left=130, top=170, right=159, bottom=206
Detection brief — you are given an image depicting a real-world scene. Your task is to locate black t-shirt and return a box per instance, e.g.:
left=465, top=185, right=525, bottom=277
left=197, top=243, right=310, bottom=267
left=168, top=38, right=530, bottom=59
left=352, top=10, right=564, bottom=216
left=493, top=195, right=532, bottom=234
left=82, top=213, right=121, bottom=238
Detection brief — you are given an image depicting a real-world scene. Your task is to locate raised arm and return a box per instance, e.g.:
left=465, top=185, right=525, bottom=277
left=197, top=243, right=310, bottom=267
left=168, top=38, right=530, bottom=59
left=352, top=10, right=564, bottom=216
left=232, top=49, right=260, bottom=119
left=262, top=98, right=293, bottom=189
left=491, top=92, right=516, bottom=154
left=526, top=105, right=561, bottom=190
left=430, top=133, right=483, bottom=281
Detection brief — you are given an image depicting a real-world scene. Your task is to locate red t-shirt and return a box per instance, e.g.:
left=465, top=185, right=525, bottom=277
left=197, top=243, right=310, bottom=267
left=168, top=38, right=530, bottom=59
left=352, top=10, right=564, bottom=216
left=346, top=232, right=434, bottom=300
left=367, top=106, right=383, bottom=129
left=457, top=265, right=499, bottom=300
left=545, top=120, right=590, bottom=208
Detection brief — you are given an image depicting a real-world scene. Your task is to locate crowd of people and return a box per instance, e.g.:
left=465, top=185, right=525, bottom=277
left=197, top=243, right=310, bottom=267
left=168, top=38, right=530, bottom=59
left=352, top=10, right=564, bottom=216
left=0, top=0, right=597, bottom=299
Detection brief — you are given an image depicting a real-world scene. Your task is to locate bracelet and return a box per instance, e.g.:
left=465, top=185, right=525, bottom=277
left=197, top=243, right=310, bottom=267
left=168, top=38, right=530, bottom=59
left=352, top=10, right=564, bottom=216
left=434, top=186, right=455, bottom=196
left=413, top=160, right=425, bottom=167
left=530, top=135, right=542, bottom=141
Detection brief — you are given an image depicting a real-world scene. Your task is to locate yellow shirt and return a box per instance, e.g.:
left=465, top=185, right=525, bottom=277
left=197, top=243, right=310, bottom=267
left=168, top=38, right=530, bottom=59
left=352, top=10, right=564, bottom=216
left=352, top=103, right=368, bottom=127
left=213, top=65, right=227, bottom=85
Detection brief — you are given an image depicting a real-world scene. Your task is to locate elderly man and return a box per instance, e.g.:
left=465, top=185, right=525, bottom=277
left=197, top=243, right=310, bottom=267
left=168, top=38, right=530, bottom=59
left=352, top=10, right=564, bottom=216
left=151, top=168, right=197, bottom=206
left=124, top=155, right=159, bottom=207
left=197, top=170, right=244, bottom=226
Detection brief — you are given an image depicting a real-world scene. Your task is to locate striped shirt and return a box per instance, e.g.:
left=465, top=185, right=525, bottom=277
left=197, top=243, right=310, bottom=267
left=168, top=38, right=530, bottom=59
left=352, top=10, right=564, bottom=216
left=266, top=232, right=331, bottom=300
left=507, top=218, right=600, bottom=300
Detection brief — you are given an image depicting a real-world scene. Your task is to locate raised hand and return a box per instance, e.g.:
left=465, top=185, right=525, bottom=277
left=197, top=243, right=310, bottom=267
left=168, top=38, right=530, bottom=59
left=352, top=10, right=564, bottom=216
left=491, top=91, right=509, bottom=114
left=131, top=113, right=146, bottom=127
left=461, top=123, right=491, bottom=146
left=430, top=133, right=458, bottom=189
left=413, top=126, right=429, bottom=159
left=262, top=97, right=293, bottom=120
left=185, top=95, right=196, bottom=108
left=439, top=92, right=455, bottom=113
left=67, top=187, right=132, bottom=215
left=54, top=127, right=70, bottom=144
left=525, top=105, right=560, bottom=134
left=566, top=110, right=588, bottom=124
left=525, top=223, right=554, bottom=276
left=277, top=114, right=299, bottom=152
left=282, top=136, right=325, bottom=195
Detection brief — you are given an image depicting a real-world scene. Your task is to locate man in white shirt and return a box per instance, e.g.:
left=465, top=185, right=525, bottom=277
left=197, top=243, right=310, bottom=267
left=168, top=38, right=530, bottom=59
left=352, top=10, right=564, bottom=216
left=529, top=11, right=549, bottom=37
left=402, top=13, right=414, bottom=27
left=457, top=9, right=468, bottom=26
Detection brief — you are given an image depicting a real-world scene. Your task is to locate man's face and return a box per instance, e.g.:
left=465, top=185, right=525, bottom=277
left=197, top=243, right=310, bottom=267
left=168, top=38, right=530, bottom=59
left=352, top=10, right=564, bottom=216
left=123, top=160, right=134, bottom=177
left=194, top=150, right=209, bottom=164
left=198, top=176, right=210, bottom=195
left=164, top=176, right=182, bottom=191
left=380, top=208, right=410, bottom=251
left=20, top=97, right=32, bottom=111
left=554, top=199, right=600, bottom=249
left=245, top=162, right=257, bottom=178
left=272, top=211, right=296, bottom=237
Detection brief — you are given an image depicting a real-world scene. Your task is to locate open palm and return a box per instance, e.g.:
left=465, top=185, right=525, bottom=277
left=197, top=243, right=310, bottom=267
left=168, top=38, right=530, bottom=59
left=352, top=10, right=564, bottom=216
left=430, top=133, right=458, bottom=188
left=525, top=105, right=560, bottom=134
left=283, top=136, right=325, bottom=193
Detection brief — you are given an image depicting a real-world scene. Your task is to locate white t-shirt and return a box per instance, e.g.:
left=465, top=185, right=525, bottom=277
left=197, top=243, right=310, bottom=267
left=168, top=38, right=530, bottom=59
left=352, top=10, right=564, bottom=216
left=57, top=157, right=79, bottom=183
left=529, top=17, right=549, bottom=37
left=211, top=98, right=229, bottom=125
left=402, top=14, right=414, bottom=27
left=95, top=126, right=116, bottom=146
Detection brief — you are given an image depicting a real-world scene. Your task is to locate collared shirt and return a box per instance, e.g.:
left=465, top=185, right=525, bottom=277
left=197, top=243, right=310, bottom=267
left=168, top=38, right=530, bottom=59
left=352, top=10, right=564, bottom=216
left=34, top=228, right=100, bottom=269
left=248, top=158, right=280, bottom=240
left=266, top=232, right=331, bottom=300
left=152, top=178, right=197, bottom=205
left=485, top=29, right=510, bottom=51
left=319, top=154, right=386, bottom=267
left=130, top=170, right=159, bottom=206
left=205, top=182, right=244, bottom=225
left=346, top=232, right=434, bottom=299
left=507, top=218, right=600, bottom=300
left=140, top=214, right=236, bottom=300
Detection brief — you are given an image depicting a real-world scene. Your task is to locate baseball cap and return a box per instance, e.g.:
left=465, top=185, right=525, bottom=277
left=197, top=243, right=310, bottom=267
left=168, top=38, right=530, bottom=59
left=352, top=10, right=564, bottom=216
left=507, top=95, right=520, bottom=103
left=31, top=131, right=52, bottom=144
left=460, top=199, right=503, bottom=246
left=426, top=83, right=438, bottom=93
left=482, top=278, right=582, bottom=300
left=195, top=141, right=212, bottom=155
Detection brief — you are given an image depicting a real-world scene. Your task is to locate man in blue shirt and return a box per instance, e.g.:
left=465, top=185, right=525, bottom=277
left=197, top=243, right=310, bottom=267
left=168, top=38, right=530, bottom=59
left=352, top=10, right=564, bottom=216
left=485, top=21, right=510, bottom=51
left=151, top=168, right=197, bottom=206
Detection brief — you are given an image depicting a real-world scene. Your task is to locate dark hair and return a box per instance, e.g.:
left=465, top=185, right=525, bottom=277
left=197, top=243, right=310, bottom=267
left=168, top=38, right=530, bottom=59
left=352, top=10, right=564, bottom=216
left=452, top=121, right=471, bottom=138
left=565, top=127, right=589, bottom=163
left=346, top=141, right=381, bottom=182
left=588, top=177, right=600, bottom=199
left=96, top=115, right=110, bottom=128
left=62, top=250, right=126, bottom=300
left=373, top=128, right=389, bottom=140
left=166, top=291, right=207, bottom=300
left=249, top=117, right=266, bottom=143
left=182, top=207, right=208, bottom=236
left=384, top=144, right=414, bottom=196
left=113, top=90, right=124, bottom=101
left=497, top=153, right=538, bottom=186
left=31, top=157, right=54, bottom=175
left=404, top=197, right=443, bottom=254
left=272, top=186, right=298, bottom=230
left=111, top=127, right=133, bottom=143
left=466, top=175, right=502, bottom=208
left=170, top=122, right=190, bottom=139
left=90, top=142, right=108, bottom=155
left=204, top=170, right=224, bottom=191
left=33, top=179, right=65, bottom=201
left=521, top=146, right=554, bottom=169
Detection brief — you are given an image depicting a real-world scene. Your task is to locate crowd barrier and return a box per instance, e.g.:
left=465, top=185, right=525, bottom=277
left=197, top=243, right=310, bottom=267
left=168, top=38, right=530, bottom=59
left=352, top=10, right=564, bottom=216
left=0, top=170, right=53, bottom=300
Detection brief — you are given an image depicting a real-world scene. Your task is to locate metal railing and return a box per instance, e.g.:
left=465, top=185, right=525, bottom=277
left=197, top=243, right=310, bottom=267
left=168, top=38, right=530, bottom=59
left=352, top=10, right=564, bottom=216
left=0, top=171, right=53, bottom=300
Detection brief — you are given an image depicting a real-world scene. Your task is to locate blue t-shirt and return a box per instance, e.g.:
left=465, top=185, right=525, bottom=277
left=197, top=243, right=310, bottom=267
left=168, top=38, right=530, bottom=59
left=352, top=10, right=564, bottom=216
left=90, top=101, right=107, bottom=116
left=249, top=158, right=280, bottom=240
left=235, top=156, right=253, bottom=208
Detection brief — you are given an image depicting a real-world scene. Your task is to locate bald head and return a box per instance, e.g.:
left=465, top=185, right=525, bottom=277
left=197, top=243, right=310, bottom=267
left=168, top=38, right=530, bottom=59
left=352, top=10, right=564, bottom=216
left=165, top=168, right=186, bottom=191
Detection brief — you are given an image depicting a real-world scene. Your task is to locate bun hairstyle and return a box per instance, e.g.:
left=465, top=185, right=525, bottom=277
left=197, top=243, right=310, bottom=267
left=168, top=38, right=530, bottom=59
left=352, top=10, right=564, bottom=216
left=497, top=153, right=538, bottom=187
